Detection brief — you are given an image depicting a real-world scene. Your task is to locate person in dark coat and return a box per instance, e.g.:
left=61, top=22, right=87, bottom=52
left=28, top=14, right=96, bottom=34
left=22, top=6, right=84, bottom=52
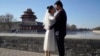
left=50, top=1, right=67, bottom=56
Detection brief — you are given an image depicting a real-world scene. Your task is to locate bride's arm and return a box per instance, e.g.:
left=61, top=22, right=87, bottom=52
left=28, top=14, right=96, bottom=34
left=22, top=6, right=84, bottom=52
left=49, top=12, right=61, bottom=29
left=48, top=16, right=56, bottom=30
left=49, top=15, right=55, bottom=20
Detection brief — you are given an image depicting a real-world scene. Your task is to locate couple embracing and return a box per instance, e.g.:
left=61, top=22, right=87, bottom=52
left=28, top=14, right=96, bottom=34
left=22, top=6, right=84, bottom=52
left=43, top=1, right=67, bottom=56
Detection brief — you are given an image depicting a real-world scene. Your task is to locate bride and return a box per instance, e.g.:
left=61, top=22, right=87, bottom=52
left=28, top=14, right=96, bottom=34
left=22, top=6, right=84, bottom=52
left=43, top=5, right=56, bottom=56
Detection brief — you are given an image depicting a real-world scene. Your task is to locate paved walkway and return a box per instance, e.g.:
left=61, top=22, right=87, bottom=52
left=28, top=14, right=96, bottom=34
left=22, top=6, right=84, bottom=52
left=0, top=48, right=57, bottom=56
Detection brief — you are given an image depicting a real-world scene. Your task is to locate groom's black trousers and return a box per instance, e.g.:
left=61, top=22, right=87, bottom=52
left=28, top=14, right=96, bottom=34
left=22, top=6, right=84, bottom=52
left=56, top=33, right=65, bottom=56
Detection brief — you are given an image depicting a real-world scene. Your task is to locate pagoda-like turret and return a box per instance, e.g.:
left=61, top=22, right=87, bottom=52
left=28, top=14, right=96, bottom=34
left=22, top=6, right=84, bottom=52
left=20, top=8, right=44, bottom=32
left=21, top=8, right=37, bottom=22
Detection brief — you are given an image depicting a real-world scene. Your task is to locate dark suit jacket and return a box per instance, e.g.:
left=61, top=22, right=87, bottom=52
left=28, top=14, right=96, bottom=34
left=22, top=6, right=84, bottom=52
left=50, top=9, right=67, bottom=36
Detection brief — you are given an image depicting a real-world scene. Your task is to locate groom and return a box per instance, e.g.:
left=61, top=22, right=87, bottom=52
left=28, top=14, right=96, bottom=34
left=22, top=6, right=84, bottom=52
left=50, top=1, right=67, bottom=56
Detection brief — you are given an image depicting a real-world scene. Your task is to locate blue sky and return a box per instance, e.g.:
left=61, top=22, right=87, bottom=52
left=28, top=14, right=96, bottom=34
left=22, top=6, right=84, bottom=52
left=0, top=0, right=100, bottom=29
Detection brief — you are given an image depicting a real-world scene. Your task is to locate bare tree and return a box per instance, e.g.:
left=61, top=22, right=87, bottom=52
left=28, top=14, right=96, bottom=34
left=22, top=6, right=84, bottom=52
left=0, top=15, right=7, bottom=30
left=0, top=15, right=6, bottom=22
left=70, top=24, right=77, bottom=30
left=0, top=13, right=14, bottom=31
left=66, top=24, right=77, bottom=31
left=5, top=14, right=13, bottom=30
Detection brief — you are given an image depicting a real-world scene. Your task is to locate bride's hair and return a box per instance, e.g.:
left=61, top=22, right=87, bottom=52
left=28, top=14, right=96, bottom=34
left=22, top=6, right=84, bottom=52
left=47, top=5, right=54, bottom=13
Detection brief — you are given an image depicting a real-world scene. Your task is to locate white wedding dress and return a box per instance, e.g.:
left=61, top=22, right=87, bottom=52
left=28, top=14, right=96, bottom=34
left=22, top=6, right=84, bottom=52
left=43, top=11, right=56, bottom=51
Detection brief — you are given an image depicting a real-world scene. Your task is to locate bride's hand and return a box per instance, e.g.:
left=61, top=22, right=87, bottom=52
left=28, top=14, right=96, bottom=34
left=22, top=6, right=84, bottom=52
left=44, top=26, right=49, bottom=30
